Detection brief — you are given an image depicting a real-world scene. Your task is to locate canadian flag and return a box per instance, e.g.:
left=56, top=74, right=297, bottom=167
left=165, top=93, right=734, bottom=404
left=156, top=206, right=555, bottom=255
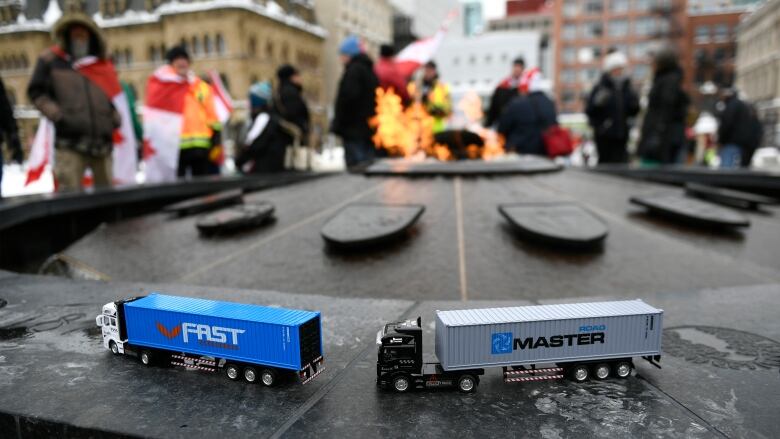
left=394, top=9, right=458, bottom=78
left=142, top=65, right=189, bottom=183
left=25, top=54, right=138, bottom=187
left=208, top=70, right=233, bottom=125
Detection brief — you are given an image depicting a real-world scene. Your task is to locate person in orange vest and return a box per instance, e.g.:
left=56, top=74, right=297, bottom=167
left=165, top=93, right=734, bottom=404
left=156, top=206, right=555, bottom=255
left=163, top=46, right=221, bottom=178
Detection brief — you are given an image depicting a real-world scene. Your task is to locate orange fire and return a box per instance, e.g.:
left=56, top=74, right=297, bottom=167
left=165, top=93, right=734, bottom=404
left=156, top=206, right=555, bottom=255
left=370, top=88, right=506, bottom=161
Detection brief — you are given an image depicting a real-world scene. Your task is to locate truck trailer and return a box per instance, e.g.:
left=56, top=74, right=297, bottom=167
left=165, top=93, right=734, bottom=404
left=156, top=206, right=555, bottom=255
left=96, top=293, right=324, bottom=386
left=377, top=300, right=662, bottom=393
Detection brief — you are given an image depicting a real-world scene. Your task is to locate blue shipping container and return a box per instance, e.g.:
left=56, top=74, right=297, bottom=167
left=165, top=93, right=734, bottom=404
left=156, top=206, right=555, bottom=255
left=124, top=293, right=322, bottom=371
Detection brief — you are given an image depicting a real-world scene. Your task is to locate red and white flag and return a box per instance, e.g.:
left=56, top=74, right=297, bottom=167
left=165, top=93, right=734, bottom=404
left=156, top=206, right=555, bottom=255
left=26, top=53, right=137, bottom=187
left=208, top=70, right=233, bottom=125
left=142, top=65, right=189, bottom=183
left=394, top=9, right=458, bottom=78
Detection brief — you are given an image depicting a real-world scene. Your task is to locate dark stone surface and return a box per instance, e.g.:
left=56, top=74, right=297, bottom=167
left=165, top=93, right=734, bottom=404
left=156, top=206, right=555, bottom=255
left=499, top=202, right=608, bottom=247
left=630, top=194, right=750, bottom=228
left=196, top=202, right=276, bottom=235
left=685, top=183, right=779, bottom=210
left=320, top=203, right=425, bottom=248
left=163, top=189, right=245, bottom=216
left=61, top=171, right=780, bottom=300
left=364, top=157, right=561, bottom=176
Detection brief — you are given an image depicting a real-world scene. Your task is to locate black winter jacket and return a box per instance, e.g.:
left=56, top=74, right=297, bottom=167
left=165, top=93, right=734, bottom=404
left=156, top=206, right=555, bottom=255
left=331, top=54, right=379, bottom=142
left=637, top=67, right=689, bottom=163
left=498, top=92, right=557, bottom=156
left=585, top=73, right=640, bottom=141
left=717, top=95, right=762, bottom=151
left=274, top=80, right=310, bottom=141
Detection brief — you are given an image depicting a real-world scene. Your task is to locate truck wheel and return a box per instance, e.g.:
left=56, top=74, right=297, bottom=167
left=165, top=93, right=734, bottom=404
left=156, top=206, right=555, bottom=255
left=140, top=350, right=152, bottom=366
left=571, top=364, right=589, bottom=382
left=244, top=366, right=257, bottom=383
left=457, top=375, right=477, bottom=393
left=260, top=369, right=276, bottom=387
left=392, top=375, right=410, bottom=393
left=109, top=341, right=119, bottom=355
left=593, top=363, right=611, bottom=380
left=225, top=363, right=240, bottom=381
left=615, top=361, right=632, bottom=378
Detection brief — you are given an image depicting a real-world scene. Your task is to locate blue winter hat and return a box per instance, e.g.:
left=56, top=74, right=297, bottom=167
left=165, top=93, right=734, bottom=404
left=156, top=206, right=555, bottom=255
left=339, top=35, right=361, bottom=57
left=248, top=81, right=273, bottom=109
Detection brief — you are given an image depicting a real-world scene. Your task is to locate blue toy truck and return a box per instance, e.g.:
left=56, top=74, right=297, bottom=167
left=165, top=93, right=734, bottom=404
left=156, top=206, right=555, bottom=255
left=96, top=293, right=324, bottom=386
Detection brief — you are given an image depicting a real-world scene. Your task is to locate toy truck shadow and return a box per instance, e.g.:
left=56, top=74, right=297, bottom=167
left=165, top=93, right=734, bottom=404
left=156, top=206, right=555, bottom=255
left=376, top=300, right=663, bottom=393
left=96, top=294, right=324, bottom=387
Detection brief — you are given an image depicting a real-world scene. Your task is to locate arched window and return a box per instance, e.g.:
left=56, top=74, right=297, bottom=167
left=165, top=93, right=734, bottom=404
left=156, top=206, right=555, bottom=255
left=159, top=44, right=166, bottom=60
left=281, top=43, right=289, bottom=62
left=149, top=45, right=158, bottom=62
left=266, top=40, right=274, bottom=58
left=124, top=48, right=133, bottom=66
left=204, top=35, right=212, bottom=55
left=191, top=36, right=200, bottom=55
left=248, top=37, right=256, bottom=57
left=216, top=34, right=225, bottom=55
left=21, top=54, right=28, bottom=69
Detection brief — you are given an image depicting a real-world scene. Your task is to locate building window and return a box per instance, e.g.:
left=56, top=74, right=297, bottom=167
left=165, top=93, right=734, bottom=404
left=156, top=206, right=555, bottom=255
left=633, top=41, right=651, bottom=59
left=248, top=37, right=256, bottom=57
left=266, top=41, right=274, bottom=58
left=608, top=19, right=628, bottom=38
left=562, top=90, right=576, bottom=104
left=632, top=64, right=650, bottom=82
left=563, top=24, right=577, bottom=41
left=124, top=48, right=133, bottom=66
left=635, top=17, right=656, bottom=36
left=562, top=47, right=577, bottom=64
left=584, top=0, right=603, bottom=14
left=484, top=54, right=492, bottom=64
left=216, top=34, right=226, bottom=55
left=695, top=25, right=710, bottom=43
left=580, top=67, right=599, bottom=83
left=149, top=45, right=158, bottom=62
left=561, top=69, right=577, bottom=84
left=713, top=24, right=729, bottom=42
left=563, top=0, right=579, bottom=17
left=204, top=35, right=212, bottom=55
left=610, top=0, right=629, bottom=13
left=191, top=36, right=201, bottom=56
left=581, top=21, right=603, bottom=39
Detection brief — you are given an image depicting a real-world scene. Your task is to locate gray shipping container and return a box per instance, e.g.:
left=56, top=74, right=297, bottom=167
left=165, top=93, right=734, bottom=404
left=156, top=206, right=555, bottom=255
left=435, top=300, right=662, bottom=371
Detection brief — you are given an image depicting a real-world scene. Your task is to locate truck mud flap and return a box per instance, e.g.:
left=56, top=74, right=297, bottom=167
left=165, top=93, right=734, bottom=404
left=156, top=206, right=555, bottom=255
left=300, top=356, right=324, bottom=385
left=503, top=367, right=564, bottom=383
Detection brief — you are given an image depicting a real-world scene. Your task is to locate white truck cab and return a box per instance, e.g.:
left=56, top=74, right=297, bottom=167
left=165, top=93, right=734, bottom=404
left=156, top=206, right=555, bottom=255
left=95, top=301, right=124, bottom=354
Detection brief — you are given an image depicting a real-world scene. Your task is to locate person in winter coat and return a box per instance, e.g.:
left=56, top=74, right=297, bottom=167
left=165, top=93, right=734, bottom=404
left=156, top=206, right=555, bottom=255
left=486, top=57, right=525, bottom=128
left=27, top=12, right=120, bottom=190
left=498, top=71, right=557, bottom=155
left=716, top=87, right=763, bottom=168
left=585, top=51, right=640, bottom=164
left=235, top=81, right=288, bottom=173
left=374, top=44, right=410, bottom=105
left=637, top=48, right=690, bottom=165
left=331, top=35, right=379, bottom=168
left=0, top=76, right=23, bottom=196
left=274, top=64, right=310, bottom=144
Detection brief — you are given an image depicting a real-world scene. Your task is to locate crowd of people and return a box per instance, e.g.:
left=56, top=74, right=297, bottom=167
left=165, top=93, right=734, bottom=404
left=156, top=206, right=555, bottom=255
left=0, top=12, right=767, bottom=195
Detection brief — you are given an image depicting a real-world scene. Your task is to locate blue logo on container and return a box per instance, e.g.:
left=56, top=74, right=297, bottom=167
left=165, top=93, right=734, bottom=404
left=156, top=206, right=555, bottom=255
left=492, top=332, right=513, bottom=354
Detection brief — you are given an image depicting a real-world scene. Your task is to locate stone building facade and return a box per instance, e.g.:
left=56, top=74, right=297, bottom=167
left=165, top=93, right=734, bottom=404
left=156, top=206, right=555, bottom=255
left=0, top=0, right=326, bottom=145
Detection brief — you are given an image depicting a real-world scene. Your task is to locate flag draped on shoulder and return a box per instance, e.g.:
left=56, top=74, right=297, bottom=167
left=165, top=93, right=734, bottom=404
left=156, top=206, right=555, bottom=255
left=26, top=52, right=137, bottom=186
left=142, top=65, right=189, bottom=183
left=394, top=9, right=457, bottom=78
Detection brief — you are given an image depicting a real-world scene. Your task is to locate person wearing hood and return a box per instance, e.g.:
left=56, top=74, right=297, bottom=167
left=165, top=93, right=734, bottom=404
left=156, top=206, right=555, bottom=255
left=331, top=35, right=379, bottom=168
left=637, top=48, right=690, bottom=165
left=374, top=44, right=410, bottom=105
left=27, top=12, right=121, bottom=190
left=235, top=81, right=288, bottom=173
left=274, top=64, right=310, bottom=144
left=497, top=69, right=558, bottom=156
left=585, top=51, right=640, bottom=164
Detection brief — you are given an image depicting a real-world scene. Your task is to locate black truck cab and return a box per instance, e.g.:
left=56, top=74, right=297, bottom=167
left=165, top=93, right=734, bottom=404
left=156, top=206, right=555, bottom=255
left=376, top=317, right=483, bottom=393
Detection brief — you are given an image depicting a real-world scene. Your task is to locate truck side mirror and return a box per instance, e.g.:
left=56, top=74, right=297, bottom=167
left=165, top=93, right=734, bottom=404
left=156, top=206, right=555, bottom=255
left=96, top=316, right=103, bottom=327
left=416, top=316, right=422, bottom=328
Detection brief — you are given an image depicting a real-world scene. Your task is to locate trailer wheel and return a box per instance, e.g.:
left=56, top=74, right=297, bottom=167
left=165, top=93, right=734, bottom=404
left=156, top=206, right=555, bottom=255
left=260, top=369, right=276, bottom=387
left=243, top=367, right=257, bottom=383
left=225, top=363, right=240, bottom=381
left=392, top=375, right=411, bottom=393
left=615, top=361, right=632, bottom=378
left=140, top=350, right=152, bottom=366
left=593, top=363, right=611, bottom=380
left=109, top=341, right=119, bottom=355
left=457, top=375, right=477, bottom=393
left=571, top=364, right=589, bottom=382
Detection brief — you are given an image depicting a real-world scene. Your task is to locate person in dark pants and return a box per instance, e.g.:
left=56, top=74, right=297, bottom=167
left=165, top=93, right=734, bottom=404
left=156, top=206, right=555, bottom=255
left=0, top=76, right=23, bottom=197
left=586, top=51, right=640, bottom=164
left=486, top=57, right=525, bottom=128
left=637, top=48, right=689, bottom=165
left=331, top=35, right=379, bottom=169
left=716, top=87, right=763, bottom=168
left=274, top=64, right=310, bottom=145
left=498, top=71, right=557, bottom=156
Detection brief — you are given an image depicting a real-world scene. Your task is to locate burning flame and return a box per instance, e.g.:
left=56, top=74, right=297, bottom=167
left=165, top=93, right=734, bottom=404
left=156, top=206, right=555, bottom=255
left=370, top=88, right=505, bottom=160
